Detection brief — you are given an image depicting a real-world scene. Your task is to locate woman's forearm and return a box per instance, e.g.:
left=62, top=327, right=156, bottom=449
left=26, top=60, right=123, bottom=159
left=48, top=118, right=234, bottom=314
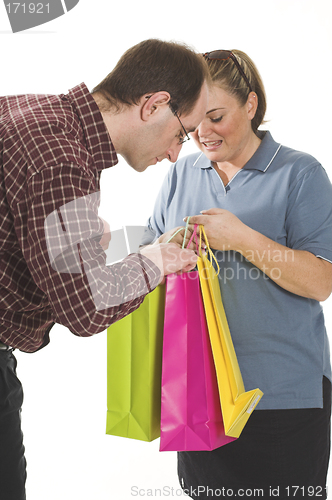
left=237, top=226, right=332, bottom=301
left=187, top=209, right=332, bottom=302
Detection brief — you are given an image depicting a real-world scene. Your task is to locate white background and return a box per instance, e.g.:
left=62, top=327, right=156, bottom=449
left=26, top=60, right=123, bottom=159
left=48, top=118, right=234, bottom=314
left=1, top=1, right=332, bottom=499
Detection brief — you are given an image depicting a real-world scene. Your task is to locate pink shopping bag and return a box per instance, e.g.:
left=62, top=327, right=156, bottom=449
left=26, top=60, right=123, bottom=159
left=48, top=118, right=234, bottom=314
left=159, top=270, right=236, bottom=451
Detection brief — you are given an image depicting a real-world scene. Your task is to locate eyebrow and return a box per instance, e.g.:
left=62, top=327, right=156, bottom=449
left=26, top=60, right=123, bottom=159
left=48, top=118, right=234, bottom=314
left=206, top=107, right=226, bottom=115
left=186, top=107, right=226, bottom=132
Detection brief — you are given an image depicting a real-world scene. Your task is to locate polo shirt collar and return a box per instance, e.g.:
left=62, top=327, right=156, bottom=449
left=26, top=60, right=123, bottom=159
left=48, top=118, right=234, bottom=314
left=193, top=130, right=281, bottom=172
left=66, top=83, right=118, bottom=171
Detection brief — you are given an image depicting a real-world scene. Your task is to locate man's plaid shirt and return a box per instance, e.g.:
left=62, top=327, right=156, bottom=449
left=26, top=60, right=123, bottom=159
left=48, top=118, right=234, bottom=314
left=0, top=83, right=160, bottom=352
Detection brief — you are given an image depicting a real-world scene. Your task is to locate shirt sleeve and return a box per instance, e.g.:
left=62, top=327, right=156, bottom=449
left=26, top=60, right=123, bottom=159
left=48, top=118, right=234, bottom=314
left=23, top=164, right=161, bottom=336
left=285, top=163, right=332, bottom=263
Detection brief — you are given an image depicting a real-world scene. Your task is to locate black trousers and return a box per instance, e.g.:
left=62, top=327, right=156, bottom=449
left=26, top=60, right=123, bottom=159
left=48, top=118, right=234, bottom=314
left=178, top=377, right=331, bottom=500
left=0, top=349, right=27, bottom=500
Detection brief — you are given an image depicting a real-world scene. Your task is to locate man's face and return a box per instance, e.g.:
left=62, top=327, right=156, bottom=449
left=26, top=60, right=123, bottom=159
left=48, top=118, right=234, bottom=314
left=125, top=82, right=209, bottom=172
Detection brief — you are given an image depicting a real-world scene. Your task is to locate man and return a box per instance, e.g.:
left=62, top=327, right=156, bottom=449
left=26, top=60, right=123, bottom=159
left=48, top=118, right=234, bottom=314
left=0, top=39, right=209, bottom=499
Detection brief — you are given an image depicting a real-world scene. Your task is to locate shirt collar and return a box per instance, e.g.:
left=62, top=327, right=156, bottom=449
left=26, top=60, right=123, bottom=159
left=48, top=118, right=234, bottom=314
left=65, top=83, right=118, bottom=171
left=193, top=130, right=281, bottom=172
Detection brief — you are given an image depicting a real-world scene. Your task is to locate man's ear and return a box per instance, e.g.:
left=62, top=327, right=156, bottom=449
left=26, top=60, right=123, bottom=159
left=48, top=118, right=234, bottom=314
left=140, top=91, right=171, bottom=122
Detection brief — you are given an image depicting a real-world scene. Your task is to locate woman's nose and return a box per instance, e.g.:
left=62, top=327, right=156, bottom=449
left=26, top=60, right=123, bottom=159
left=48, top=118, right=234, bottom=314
left=197, top=119, right=212, bottom=139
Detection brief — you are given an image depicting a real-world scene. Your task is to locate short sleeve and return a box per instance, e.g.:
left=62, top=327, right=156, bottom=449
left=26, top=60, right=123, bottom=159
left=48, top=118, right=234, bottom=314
left=285, top=164, right=332, bottom=263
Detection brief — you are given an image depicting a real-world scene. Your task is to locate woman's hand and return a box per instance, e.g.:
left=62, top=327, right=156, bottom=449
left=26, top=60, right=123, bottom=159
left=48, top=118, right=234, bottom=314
left=185, top=208, right=247, bottom=252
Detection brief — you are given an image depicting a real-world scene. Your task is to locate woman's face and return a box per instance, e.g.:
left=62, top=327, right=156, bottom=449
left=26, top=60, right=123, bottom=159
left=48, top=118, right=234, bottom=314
left=191, top=84, right=257, bottom=167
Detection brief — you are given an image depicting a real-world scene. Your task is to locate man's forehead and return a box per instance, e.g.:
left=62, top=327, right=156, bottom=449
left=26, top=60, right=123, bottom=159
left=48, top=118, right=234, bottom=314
left=184, top=83, right=209, bottom=131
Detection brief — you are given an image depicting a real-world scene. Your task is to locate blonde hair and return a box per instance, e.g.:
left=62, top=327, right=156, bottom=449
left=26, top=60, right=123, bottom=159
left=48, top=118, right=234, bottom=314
left=206, top=50, right=266, bottom=133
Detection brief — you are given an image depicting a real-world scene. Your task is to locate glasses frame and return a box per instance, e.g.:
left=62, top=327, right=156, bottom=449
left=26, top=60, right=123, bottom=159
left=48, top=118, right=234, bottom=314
left=168, top=102, right=190, bottom=144
left=203, top=50, right=253, bottom=93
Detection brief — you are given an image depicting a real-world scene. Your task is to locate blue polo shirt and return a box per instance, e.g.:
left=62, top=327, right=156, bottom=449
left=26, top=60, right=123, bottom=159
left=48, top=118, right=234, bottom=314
left=144, top=131, right=332, bottom=410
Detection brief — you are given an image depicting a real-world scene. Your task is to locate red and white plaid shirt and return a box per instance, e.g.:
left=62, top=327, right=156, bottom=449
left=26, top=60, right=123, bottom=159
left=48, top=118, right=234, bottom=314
left=0, top=83, right=160, bottom=352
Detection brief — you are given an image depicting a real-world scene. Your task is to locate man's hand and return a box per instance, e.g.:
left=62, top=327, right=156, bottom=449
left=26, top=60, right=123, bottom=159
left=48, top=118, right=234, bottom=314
left=141, top=242, right=197, bottom=283
left=155, top=226, right=197, bottom=250
left=99, top=218, right=112, bottom=251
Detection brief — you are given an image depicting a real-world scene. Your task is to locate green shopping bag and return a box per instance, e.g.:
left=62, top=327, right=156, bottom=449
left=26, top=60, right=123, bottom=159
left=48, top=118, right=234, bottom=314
left=106, top=284, right=165, bottom=442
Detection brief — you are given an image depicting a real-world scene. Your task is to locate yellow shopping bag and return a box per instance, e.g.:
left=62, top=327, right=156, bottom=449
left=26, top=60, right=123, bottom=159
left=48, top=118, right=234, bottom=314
left=196, top=225, right=263, bottom=438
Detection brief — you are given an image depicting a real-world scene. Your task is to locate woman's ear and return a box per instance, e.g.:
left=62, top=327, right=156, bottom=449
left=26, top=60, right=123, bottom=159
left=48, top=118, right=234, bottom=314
left=140, top=91, right=171, bottom=121
left=247, top=92, right=258, bottom=120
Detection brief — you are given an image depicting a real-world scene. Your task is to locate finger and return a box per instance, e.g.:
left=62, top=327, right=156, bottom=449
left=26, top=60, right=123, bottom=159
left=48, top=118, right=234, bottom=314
left=183, top=213, right=214, bottom=222
left=165, top=226, right=185, bottom=243
left=168, top=239, right=182, bottom=249
left=200, top=208, right=224, bottom=215
left=184, top=240, right=197, bottom=251
left=183, top=215, right=208, bottom=226
left=182, top=262, right=198, bottom=273
left=173, top=230, right=192, bottom=248
left=174, top=226, right=193, bottom=239
left=181, top=223, right=206, bottom=248
left=183, top=249, right=198, bottom=266
left=175, top=227, right=193, bottom=246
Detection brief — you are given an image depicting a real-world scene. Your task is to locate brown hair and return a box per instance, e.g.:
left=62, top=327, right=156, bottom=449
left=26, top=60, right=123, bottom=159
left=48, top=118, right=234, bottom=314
left=92, top=39, right=210, bottom=116
left=206, top=50, right=267, bottom=133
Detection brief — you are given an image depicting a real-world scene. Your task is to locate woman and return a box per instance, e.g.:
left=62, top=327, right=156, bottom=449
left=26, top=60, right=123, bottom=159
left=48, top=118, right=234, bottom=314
left=144, top=50, right=332, bottom=498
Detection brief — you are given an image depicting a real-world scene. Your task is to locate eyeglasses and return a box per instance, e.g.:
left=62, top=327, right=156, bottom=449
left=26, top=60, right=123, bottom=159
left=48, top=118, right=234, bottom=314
left=145, top=95, right=190, bottom=145
left=203, top=50, right=252, bottom=93
left=169, top=102, right=190, bottom=144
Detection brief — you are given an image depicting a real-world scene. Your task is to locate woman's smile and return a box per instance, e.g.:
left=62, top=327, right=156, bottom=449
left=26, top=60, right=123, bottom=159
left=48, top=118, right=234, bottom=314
left=201, top=140, right=223, bottom=150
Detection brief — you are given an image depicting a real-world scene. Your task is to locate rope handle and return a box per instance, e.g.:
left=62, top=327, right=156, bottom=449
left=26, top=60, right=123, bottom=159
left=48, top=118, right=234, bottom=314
left=165, top=227, right=183, bottom=244
left=198, top=225, right=220, bottom=275
left=166, top=216, right=195, bottom=249
left=165, top=219, right=220, bottom=275
left=186, top=223, right=199, bottom=252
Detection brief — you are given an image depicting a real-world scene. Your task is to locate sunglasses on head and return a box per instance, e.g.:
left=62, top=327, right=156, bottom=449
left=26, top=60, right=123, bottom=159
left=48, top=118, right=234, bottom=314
left=203, top=50, right=252, bottom=93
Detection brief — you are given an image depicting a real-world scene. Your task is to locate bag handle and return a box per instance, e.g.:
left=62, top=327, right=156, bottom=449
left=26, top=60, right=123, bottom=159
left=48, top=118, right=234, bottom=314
left=198, top=225, right=220, bottom=275
left=165, top=227, right=183, bottom=244
left=185, top=221, right=199, bottom=253
left=164, top=219, right=220, bottom=275
left=165, top=216, right=198, bottom=251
